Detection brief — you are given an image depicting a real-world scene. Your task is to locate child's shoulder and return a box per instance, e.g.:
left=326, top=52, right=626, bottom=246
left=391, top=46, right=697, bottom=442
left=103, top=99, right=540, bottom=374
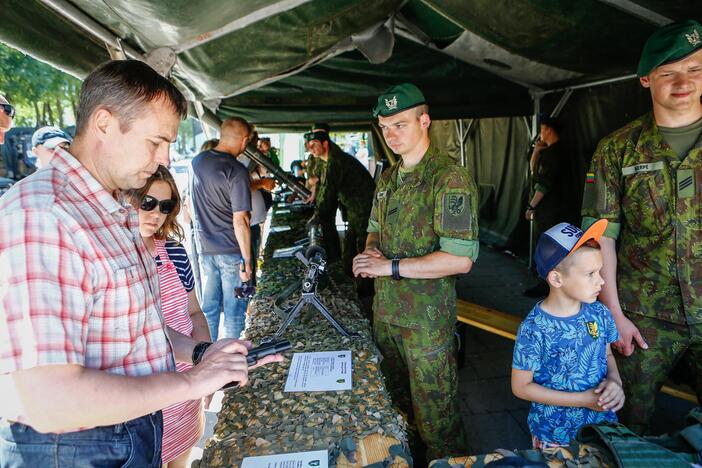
left=583, top=300, right=614, bottom=319
left=516, top=304, right=546, bottom=334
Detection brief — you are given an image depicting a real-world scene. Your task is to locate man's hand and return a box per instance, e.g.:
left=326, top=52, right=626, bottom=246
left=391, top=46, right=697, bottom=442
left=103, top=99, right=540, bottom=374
left=187, top=339, right=285, bottom=396
left=613, top=314, right=648, bottom=356
left=184, top=340, right=251, bottom=395
left=594, top=378, right=625, bottom=412
left=239, top=262, right=252, bottom=283
left=524, top=208, right=535, bottom=221
left=352, top=249, right=391, bottom=278
left=259, top=178, right=276, bottom=191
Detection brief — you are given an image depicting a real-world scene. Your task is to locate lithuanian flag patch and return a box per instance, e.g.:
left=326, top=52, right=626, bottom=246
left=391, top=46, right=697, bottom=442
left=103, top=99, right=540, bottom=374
left=585, top=172, right=596, bottom=183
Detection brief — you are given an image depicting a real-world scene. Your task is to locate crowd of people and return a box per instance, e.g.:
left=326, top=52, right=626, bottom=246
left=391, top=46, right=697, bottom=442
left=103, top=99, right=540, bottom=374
left=0, top=17, right=701, bottom=467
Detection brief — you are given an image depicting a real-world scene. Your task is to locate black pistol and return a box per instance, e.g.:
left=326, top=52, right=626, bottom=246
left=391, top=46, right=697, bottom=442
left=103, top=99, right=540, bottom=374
left=222, top=340, right=292, bottom=389
left=246, top=339, right=292, bottom=366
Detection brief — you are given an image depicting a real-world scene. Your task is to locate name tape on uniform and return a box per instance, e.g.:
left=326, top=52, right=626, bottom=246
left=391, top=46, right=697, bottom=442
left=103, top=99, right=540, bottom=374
left=621, top=161, right=664, bottom=176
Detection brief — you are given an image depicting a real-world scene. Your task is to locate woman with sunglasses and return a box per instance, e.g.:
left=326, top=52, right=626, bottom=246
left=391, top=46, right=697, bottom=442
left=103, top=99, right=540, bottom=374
left=126, top=166, right=210, bottom=468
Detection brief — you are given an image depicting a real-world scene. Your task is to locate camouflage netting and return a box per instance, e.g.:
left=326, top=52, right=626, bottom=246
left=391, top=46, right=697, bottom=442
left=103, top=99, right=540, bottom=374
left=199, top=205, right=408, bottom=466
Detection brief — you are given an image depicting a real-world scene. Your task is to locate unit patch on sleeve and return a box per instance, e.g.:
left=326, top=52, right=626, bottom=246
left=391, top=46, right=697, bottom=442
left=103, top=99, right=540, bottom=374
left=442, top=192, right=471, bottom=231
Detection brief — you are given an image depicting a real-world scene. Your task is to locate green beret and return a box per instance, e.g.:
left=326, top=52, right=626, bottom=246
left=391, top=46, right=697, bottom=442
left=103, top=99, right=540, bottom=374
left=637, top=20, right=702, bottom=77
left=311, top=122, right=330, bottom=133
left=303, top=130, right=329, bottom=143
left=372, top=83, right=426, bottom=118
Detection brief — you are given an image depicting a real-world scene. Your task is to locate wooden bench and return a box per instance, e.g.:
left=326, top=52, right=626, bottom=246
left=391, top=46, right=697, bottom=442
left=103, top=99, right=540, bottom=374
left=456, top=300, right=698, bottom=404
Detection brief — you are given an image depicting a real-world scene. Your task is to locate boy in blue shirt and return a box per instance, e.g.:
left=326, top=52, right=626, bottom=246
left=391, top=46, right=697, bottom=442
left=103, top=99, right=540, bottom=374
left=512, top=219, right=624, bottom=448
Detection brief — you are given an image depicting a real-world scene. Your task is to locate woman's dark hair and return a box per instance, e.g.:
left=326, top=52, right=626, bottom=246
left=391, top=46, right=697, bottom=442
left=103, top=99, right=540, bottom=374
left=125, top=165, right=184, bottom=242
left=76, top=60, right=188, bottom=136
left=200, top=138, right=219, bottom=151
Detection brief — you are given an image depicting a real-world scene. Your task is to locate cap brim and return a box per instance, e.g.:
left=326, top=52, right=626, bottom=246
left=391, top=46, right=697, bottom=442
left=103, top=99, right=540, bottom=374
left=41, top=136, right=70, bottom=149
left=569, top=218, right=608, bottom=255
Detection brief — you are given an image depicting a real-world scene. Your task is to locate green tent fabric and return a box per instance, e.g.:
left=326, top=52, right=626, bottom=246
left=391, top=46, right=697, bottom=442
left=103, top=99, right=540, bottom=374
left=0, top=0, right=700, bottom=247
left=218, top=37, right=531, bottom=125
left=2, top=0, right=699, bottom=125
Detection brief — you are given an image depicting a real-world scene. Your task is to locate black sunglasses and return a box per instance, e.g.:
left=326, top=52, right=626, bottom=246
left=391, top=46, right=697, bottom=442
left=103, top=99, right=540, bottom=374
left=1, top=104, right=15, bottom=119
left=140, top=195, right=176, bottom=214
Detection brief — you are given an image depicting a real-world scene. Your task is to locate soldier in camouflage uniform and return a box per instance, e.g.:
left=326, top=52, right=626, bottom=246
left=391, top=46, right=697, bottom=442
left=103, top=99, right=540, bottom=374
left=303, top=123, right=330, bottom=206
left=581, top=20, right=702, bottom=434
left=305, top=130, right=375, bottom=274
left=353, top=83, right=478, bottom=460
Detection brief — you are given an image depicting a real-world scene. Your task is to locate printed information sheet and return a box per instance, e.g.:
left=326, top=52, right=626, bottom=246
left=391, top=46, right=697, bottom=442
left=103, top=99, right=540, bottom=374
left=284, top=351, right=352, bottom=392
left=241, top=449, right=328, bottom=468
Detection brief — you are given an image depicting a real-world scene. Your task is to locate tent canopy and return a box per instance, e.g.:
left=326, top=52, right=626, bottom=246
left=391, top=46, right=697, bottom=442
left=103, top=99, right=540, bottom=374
left=2, top=1, right=700, bottom=128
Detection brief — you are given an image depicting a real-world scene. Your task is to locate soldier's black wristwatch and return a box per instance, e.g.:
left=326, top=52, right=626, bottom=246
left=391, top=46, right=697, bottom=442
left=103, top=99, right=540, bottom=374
left=192, top=341, right=212, bottom=365
left=391, top=258, right=402, bottom=281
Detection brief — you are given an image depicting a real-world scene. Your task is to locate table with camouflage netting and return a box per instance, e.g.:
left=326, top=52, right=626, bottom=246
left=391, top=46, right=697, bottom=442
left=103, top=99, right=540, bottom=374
left=198, top=204, right=409, bottom=467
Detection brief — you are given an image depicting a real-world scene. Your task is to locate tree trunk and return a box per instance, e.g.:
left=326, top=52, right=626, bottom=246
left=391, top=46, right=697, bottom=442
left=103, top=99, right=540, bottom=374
left=70, top=83, right=78, bottom=124
left=55, top=97, right=64, bottom=128
left=33, top=101, right=41, bottom=127
left=45, top=102, right=54, bottom=126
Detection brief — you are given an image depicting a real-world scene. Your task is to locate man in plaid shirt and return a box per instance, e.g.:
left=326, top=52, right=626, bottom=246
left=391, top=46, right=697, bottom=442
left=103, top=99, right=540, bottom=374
left=0, top=60, right=282, bottom=467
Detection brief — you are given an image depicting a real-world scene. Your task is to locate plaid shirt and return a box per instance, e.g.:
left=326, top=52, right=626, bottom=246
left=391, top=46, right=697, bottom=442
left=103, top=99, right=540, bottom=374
left=0, top=149, right=174, bottom=397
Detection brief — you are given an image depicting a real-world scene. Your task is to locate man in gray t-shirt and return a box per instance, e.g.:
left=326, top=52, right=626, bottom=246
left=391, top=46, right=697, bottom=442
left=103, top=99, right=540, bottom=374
left=191, top=117, right=252, bottom=340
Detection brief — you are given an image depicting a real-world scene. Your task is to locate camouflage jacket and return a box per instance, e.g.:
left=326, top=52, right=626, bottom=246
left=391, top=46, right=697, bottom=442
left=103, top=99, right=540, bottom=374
left=582, top=112, right=702, bottom=324
left=371, top=147, right=479, bottom=329
left=305, top=155, right=324, bottom=186
left=316, top=143, right=375, bottom=222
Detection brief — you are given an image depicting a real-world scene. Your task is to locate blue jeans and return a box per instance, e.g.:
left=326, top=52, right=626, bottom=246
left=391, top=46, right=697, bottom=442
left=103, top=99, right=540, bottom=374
left=199, top=253, right=247, bottom=340
left=0, top=412, right=162, bottom=467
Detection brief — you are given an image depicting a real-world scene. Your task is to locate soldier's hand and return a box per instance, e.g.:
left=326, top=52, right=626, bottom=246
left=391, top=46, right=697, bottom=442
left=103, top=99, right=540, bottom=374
left=352, top=252, right=390, bottom=278
left=524, top=208, right=535, bottom=221
left=361, top=247, right=383, bottom=258
left=613, top=314, right=648, bottom=356
left=594, top=378, right=625, bottom=412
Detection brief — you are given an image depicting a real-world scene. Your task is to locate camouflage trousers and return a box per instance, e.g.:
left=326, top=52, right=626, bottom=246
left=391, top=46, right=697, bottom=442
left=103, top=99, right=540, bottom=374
left=374, top=321, right=467, bottom=461
left=616, top=312, right=702, bottom=434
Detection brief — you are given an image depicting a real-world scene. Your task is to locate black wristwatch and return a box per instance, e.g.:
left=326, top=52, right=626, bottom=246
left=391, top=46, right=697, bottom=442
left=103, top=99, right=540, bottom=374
left=527, top=204, right=536, bottom=211
left=391, top=258, right=402, bottom=281
left=192, top=341, right=212, bottom=365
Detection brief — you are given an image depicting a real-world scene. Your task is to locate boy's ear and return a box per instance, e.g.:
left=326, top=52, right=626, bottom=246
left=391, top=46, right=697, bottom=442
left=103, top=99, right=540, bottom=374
left=546, top=270, right=562, bottom=288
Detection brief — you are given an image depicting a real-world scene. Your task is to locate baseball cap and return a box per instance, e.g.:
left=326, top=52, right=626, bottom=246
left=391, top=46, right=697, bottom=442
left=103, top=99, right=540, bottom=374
left=534, top=219, right=608, bottom=279
left=32, top=126, right=72, bottom=149
left=637, top=20, right=702, bottom=77
left=372, top=83, right=426, bottom=118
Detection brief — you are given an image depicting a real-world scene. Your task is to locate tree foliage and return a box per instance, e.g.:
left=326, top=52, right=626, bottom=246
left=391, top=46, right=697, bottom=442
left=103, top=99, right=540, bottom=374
left=0, top=42, right=81, bottom=128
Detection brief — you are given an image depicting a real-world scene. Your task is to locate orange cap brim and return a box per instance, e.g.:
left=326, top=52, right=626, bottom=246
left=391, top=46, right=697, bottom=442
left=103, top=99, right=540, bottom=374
left=568, top=218, right=608, bottom=256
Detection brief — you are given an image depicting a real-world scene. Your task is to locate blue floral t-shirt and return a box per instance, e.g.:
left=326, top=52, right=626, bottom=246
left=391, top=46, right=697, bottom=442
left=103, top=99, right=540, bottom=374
left=512, top=300, right=619, bottom=445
